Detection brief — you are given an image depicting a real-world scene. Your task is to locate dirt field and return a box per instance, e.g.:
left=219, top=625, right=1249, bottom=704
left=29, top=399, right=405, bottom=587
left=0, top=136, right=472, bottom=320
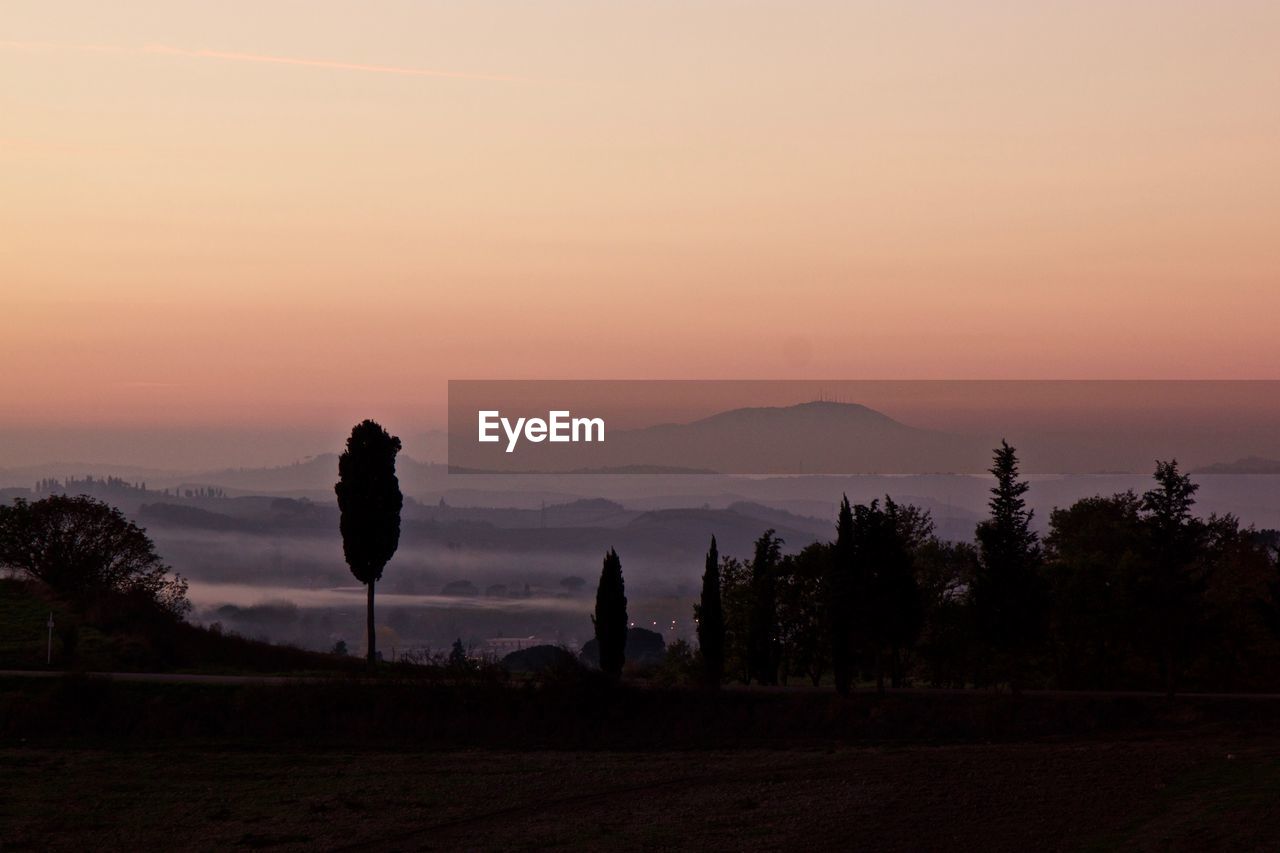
left=3, top=735, right=1279, bottom=851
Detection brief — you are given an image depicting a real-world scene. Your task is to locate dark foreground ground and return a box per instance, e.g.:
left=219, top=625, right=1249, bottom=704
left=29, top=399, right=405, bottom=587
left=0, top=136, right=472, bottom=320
left=3, top=679, right=1280, bottom=851
left=4, top=738, right=1279, bottom=851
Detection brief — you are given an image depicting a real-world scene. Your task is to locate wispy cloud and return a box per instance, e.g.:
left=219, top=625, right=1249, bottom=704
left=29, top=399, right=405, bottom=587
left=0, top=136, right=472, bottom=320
left=0, top=40, right=528, bottom=84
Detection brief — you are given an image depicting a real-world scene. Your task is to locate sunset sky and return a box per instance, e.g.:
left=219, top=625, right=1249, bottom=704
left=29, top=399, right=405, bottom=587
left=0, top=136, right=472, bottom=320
left=3, top=1, right=1279, bottom=463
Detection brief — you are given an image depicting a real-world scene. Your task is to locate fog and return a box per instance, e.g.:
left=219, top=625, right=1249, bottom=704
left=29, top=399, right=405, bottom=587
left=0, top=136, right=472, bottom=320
left=8, top=395, right=1280, bottom=657
left=108, top=469, right=1278, bottom=657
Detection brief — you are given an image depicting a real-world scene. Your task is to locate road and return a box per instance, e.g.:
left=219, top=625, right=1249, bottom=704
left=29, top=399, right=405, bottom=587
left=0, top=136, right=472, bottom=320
left=0, top=668, right=321, bottom=685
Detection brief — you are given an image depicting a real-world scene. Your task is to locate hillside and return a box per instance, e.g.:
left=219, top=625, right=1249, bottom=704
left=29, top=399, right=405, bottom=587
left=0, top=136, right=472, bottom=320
left=0, top=578, right=354, bottom=675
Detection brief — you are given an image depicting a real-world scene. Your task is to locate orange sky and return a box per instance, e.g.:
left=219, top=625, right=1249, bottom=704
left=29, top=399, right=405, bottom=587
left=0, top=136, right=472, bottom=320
left=3, top=1, right=1279, bottom=436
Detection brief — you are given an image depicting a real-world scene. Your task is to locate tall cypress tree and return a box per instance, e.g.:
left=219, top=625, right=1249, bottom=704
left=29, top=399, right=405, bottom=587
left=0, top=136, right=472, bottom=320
left=973, top=440, right=1045, bottom=691
left=695, top=535, right=724, bottom=688
left=592, top=548, right=628, bottom=677
left=829, top=495, right=857, bottom=694
left=335, top=420, right=403, bottom=667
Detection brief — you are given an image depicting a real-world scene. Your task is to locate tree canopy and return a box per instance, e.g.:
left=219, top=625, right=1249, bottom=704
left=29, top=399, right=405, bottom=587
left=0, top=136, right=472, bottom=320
left=685, top=452, right=1280, bottom=696
left=335, top=419, right=403, bottom=665
left=592, top=548, right=628, bottom=677
left=335, top=420, right=403, bottom=586
left=0, top=494, right=189, bottom=616
left=973, top=441, right=1046, bottom=689
left=746, top=529, right=783, bottom=685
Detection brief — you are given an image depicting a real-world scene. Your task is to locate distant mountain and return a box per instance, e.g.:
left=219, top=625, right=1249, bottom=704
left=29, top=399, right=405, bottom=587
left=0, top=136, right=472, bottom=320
left=1191, top=457, right=1280, bottom=475
left=454, top=401, right=994, bottom=475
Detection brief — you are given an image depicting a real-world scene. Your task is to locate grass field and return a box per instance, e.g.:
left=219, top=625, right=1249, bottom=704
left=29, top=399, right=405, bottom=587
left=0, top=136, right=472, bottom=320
left=3, top=737, right=1278, bottom=851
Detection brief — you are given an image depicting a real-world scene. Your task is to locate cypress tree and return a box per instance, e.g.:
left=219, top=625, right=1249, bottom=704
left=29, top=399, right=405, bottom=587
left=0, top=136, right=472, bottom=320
left=592, top=548, right=628, bottom=677
left=335, top=420, right=403, bottom=667
left=695, top=535, right=724, bottom=688
left=973, top=440, right=1045, bottom=691
left=829, top=495, right=857, bottom=694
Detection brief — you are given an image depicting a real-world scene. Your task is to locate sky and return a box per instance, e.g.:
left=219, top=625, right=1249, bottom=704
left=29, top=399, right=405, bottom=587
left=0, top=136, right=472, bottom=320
left=3, top=1, right=1279, bottom=465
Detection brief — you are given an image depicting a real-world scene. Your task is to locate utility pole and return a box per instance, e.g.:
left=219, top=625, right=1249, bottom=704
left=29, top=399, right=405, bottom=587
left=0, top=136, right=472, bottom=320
left=46, top=612, right=55, bottom=665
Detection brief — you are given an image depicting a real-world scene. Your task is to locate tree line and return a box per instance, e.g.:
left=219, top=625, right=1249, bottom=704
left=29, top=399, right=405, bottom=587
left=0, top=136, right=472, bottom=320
left=591, top=441, right=1280, bottom=695
left=6, top=418, right=1278, bottom=695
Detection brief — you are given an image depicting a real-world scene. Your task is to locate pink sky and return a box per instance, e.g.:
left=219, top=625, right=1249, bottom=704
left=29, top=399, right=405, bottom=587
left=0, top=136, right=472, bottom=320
left=3, top=1, right=1279, bottom=443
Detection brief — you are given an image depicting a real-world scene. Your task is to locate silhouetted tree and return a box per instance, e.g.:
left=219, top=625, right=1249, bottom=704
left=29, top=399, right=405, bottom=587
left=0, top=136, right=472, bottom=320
left=914, top=538, right=979, bottom=688
left=335, top=420, right=403, bottom=666
left=829, top=495, right=859, bottom=694
left=658, top=637, right=699, bottom=686
left=777, top=542, right=831, bottom=686
left=1045, top=492, right=1146, bottom=689
left=1250, top=530, right=1280, bottom=639
left=845, top=498, right=924, bottom=692
left=1139, top=459, right=1207, bottom=697
left=449, top=637, right=468, bottom=668
left=1195, top=517, right=1277, bottom=690
left=592, top=548, right=627, bottom=677
left=972, top=441, right=1046, bottom=691
left=0, top=495, right=189, bottom=615
left=877, top=498, right=924, bottom=689
left=720, top=555, right=752, bottom=683
left=694, top=535, right=725, bottom=687
left=1044, top=483, right=1280, bottom=694
left=746, top=529, right=783, bottom=685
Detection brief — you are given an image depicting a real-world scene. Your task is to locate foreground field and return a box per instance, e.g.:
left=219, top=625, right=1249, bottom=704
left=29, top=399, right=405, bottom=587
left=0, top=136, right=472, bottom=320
left=5, top=678, right=1280, bottom=850
left=3, top=737, right=1279, bottom=851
